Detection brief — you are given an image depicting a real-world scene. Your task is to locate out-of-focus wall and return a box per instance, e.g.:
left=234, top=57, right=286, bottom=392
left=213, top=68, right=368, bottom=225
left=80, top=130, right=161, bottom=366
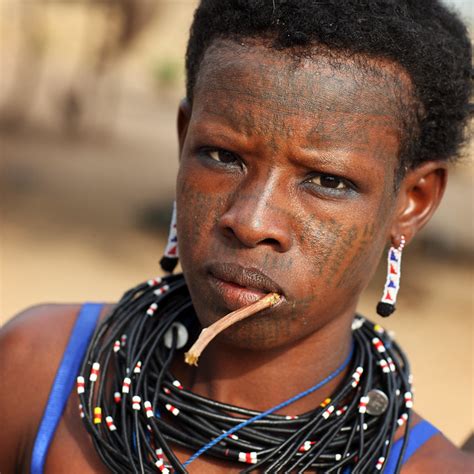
left=1, top=0, right=198, bottom=315
left=1, top=0, right=472, bottom=449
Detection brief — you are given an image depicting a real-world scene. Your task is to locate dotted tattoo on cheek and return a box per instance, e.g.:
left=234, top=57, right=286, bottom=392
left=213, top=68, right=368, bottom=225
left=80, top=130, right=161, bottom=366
left=325, top=224, right=359, bottom=286
left=299, top=216, right=342, bottom=278
left=336, top=222, right=377, bottom=290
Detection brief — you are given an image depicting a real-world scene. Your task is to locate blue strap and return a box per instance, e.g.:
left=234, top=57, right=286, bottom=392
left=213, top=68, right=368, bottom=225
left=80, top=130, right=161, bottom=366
left=383, top=420, right=439, bottom=473
left=341, top=420, right=439, bottom=474
left=31, top=303, right=103, bottom=474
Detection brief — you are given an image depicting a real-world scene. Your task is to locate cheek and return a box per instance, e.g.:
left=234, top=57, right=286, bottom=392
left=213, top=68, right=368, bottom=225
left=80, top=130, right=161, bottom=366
left=297, top=215, right=344, bottom=280
left=176, top=167, right=227, bottom=267
left=177, top=186, right=211, bottom=255
left=295, top=213, right=387, bottom=299
left=334, top=223, right=388, bottom=291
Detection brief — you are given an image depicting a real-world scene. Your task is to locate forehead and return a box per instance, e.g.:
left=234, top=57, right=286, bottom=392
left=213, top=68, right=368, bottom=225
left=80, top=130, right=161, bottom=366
left=192, top=40, right=413, bottom=153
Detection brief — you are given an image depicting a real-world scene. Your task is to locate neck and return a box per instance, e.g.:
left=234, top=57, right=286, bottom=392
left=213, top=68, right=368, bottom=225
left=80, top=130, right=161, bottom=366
left=185, top=313, right=354, bottom=414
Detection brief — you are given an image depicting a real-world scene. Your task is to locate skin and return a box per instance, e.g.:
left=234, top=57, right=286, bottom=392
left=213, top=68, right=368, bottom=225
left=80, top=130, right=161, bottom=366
left=1, top=39, right=472, bottom=473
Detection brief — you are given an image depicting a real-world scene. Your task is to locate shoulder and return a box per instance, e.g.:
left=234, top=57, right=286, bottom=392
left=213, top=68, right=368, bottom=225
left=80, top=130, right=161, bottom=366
left=403, top=418, right=474, bottom=473
left=1, top=303, right=84, bottom=354
left=0, top=303, right=110, bottom=472
left=0, top=302, right=113, bottom=362
left=0, top=304, right=91, bottom=395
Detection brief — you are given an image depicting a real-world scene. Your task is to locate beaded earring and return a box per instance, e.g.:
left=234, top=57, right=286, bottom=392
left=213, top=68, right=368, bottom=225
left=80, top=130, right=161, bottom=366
left=159, top=201, right=179, bottom=273
left=376, top=235, right=406, bottom=317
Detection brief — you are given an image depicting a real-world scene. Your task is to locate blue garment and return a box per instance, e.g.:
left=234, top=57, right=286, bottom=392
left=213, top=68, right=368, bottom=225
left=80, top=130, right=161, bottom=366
left=384, top=420, right=439, bottom=473
left=31, top=303, right=103, bottom=474
left=341, top=420, right=439, bottom=473
left=30, top=303, right=439, bottom=473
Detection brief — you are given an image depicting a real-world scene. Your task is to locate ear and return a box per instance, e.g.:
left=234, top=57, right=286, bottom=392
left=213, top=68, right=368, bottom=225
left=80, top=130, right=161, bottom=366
left=391, top=161, right=448, bottom=245
left=177, top=98, right=192, bottom=160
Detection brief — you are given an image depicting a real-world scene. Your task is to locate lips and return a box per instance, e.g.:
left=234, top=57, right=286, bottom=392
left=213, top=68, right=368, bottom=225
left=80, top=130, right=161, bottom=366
left=207, top=262, right=285, bottom=311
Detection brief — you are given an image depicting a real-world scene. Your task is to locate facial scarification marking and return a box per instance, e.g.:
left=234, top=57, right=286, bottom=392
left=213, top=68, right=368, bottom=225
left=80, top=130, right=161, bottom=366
left=336, top=222, right=377, bottom=290
left=177, top=41, right=405, bottom=350
left=324, top=224, right=359, bottom=286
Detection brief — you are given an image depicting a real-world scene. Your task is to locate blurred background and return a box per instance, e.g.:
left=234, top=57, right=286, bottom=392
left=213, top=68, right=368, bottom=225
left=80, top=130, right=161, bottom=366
left=1, top=0, right=472, bottom=450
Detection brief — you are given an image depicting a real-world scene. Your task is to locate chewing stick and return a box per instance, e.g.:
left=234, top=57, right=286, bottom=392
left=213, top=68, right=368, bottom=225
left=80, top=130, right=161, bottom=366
left=184, top=292, right=281, bottom=366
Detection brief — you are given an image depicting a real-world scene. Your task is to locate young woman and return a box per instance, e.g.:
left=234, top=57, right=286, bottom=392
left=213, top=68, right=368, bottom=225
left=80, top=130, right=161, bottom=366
left=1, top=1, right=472, bottom=472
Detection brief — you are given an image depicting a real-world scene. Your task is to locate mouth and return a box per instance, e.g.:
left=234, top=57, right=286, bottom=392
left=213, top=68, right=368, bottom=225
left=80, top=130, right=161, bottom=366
left=207, top=262, right=285, bottom=311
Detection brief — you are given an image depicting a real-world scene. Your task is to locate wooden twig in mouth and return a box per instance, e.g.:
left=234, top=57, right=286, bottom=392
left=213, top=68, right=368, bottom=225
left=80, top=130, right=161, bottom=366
left=184, top=293, right=281, bottom=366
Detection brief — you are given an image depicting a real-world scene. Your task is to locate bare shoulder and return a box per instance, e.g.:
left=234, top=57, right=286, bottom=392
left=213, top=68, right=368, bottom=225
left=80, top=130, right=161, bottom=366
left=405, top=426, right=474, bottom=473
left=0, top=304, right=86, bottom=392
left=1, top=303, right=84, bottom=354
left=0, top=303, right=110, bottom=472
left=0, top=302, right=113, bottom=364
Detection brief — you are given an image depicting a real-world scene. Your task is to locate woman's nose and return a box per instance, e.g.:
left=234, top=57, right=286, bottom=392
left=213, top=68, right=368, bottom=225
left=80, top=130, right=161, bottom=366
left=217, top=180, right=293, bottom=252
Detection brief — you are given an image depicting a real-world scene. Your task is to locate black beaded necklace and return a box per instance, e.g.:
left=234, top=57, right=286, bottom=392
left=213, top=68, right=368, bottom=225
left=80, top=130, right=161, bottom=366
left=77, top=274, right=413, bottom=473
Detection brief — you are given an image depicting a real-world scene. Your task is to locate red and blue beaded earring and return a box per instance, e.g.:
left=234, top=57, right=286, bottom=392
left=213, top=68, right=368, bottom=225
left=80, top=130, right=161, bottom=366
left=376, top=235, right=406, bottom=317
left=159, top=201, right=179, bottom=273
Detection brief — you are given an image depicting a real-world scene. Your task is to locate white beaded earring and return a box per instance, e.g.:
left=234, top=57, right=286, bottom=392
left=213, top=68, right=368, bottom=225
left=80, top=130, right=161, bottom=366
left=376, top=236, right=406, bottom=317
left=159, top=201, right=179, bottom=273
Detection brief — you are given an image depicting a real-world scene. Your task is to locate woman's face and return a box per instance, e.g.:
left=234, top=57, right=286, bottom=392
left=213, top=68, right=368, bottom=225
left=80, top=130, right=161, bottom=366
left=176, top=41, right=406, bottom=350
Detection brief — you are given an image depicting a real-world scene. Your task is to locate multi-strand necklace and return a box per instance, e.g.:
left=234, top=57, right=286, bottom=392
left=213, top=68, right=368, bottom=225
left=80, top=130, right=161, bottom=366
left=77, top=274, right=413, bottom=473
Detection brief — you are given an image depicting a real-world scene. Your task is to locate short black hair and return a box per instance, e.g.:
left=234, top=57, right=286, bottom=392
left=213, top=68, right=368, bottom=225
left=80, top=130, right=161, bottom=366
left=185, top=0, right=472, bottom=170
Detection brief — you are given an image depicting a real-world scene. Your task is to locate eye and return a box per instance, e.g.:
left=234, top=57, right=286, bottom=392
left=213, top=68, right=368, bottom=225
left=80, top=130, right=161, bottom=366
left=308, top=174, right=348, bottom=190
left=208, top=149, right=239, bottom=164
left=304, top=172, right=358, bottom=198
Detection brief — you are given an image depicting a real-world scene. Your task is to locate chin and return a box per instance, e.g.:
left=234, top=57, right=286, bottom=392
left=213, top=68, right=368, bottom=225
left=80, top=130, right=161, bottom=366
left=194, top=302, right=324, bottom=352
left=212, top=324, right=299, bottom=351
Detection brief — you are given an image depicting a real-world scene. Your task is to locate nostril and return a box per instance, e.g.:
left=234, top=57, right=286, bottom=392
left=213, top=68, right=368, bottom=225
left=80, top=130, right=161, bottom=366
left=261, top=238, right=280, bottom=247
left=222, top=223, right=285, bottom=250
left=218, top=208, right=292, bottom=251
left=222, top=226, right=237, bottom=240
